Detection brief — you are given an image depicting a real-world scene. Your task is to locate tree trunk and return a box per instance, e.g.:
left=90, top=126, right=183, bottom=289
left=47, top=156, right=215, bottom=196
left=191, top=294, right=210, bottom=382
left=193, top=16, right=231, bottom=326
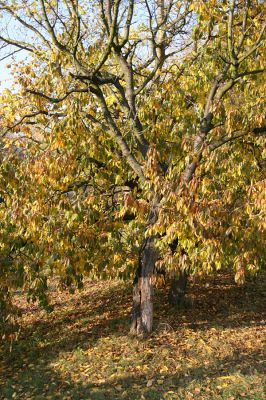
left=168, top=269, right=188, bottom=308
left=130, top=237, right=157, bottom=335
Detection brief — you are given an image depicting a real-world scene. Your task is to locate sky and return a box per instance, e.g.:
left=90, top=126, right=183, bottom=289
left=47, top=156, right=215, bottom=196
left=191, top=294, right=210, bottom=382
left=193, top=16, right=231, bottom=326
left=0, top=60, right=12, bottom=91
left=0, top=49, right=28, bottom=92
left=0, top=12, right=14, bottom=91
left=0, top=11, right=29, bottom=92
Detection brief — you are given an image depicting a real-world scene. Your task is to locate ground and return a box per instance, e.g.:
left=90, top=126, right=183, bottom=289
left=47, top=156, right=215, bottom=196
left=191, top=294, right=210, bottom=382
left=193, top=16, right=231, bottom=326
left=0, top=272, right=265, bottom=400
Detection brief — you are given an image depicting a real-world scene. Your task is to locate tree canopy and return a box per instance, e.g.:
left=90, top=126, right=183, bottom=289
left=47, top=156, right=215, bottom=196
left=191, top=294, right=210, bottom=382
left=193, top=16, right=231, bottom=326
left=0, top=0, right=265, bottom=335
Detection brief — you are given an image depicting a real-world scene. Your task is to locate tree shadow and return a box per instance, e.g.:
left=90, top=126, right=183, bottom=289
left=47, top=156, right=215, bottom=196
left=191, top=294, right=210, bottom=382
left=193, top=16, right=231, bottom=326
left=1, top=341, right=264, bottom=399
left=0, top=272, right=265, bottom=399
left=1, top=282, right=131, bottom=367
left=64, top=349, right=265, bottom=400
left=154, top=271, right=266, bottom=331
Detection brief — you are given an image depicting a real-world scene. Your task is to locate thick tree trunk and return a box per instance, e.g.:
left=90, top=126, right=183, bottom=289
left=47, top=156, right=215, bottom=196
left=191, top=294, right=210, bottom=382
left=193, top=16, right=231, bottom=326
left=130, top=237, right=157, bottom=335
left=168, top=269, right=188, bottom=308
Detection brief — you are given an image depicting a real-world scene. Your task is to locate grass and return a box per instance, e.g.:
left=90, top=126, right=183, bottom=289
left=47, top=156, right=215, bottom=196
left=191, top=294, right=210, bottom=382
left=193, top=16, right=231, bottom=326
left=0, top=272, right=265, bottom=400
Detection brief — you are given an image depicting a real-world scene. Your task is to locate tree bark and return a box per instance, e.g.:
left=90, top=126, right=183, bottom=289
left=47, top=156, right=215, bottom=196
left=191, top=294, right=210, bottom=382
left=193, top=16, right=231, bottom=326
left=168, top=269, right=188, bottom=308
left=130, top=237, right=157, bottom=335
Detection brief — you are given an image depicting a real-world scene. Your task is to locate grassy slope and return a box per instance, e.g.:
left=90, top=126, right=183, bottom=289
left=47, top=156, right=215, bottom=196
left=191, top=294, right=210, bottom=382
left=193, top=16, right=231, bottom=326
left=0, top=273, right=265, bottom=400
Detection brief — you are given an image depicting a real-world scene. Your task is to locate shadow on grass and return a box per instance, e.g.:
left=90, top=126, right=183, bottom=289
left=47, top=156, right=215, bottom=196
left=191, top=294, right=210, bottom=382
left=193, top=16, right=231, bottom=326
left=1, top=345, right=264, bottom=399
left=0, top=272, right=265, bottom=399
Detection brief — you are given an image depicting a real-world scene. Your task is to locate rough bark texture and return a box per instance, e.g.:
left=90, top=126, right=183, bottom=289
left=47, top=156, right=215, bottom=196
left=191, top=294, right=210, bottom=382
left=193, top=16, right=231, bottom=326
left=168, top=270, right=188, bottom=308
left=130, top=237, right=157, bottom=335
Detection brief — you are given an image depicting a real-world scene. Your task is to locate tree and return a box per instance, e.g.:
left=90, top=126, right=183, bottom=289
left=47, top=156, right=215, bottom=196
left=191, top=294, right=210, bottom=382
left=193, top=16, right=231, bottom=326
left=0, top=0, right=265, bottom=335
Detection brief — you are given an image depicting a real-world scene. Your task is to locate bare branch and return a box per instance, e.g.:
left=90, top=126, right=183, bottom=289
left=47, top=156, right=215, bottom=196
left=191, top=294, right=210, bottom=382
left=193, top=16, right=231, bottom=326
left=90, top=85, right=146, bottom=182
left=238, top=22, right=266, bottom=64
left=209, top=125, right=266, bottom=151
left=0, top=47, right=22, bottom=62
left=0, top=35, right=35, bottom=53
left=39, top=0, right=66, bottom=51
left=0, top=1, right=51, bottom=48
left=27, top=87, right=89, bottom=103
